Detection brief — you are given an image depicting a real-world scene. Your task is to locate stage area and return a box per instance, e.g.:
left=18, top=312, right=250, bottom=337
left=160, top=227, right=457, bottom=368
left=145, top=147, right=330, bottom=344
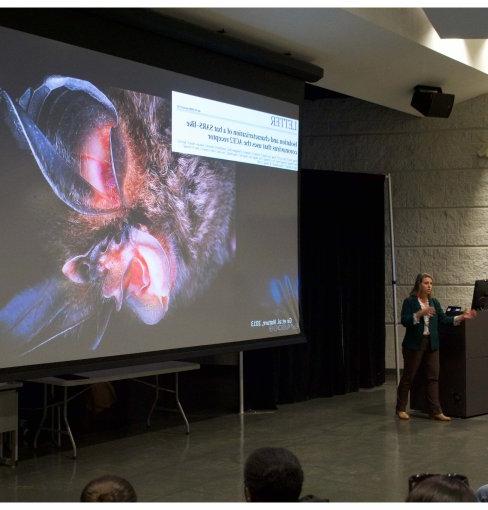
left=1, top=374, right=487, bottom=502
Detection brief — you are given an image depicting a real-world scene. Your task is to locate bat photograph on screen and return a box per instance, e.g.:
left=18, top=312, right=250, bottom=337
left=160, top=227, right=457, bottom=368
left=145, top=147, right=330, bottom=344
left=0, top=25, right=300, bottom=374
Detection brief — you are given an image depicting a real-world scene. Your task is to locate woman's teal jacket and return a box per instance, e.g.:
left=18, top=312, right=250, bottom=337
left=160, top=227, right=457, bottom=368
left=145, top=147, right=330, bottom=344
left=400, top=296, right=454, bottom=351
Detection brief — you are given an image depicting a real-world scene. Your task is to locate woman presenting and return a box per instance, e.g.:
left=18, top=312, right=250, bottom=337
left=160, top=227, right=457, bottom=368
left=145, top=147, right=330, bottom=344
left=396, top=273, right=477, bottom=421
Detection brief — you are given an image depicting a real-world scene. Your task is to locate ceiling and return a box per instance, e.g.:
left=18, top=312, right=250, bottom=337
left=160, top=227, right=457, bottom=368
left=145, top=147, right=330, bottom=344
left=159, top=8, right=488, bottom=116
left=424, top=8, right=488, bottom=39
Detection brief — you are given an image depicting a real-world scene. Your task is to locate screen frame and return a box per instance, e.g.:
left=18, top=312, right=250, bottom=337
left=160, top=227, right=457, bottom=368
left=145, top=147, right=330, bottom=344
left=0, top=13, right=307, bottom=381
left=0, top=9, right=309, bottom=106
left=0, top=333, right=306, bottom=382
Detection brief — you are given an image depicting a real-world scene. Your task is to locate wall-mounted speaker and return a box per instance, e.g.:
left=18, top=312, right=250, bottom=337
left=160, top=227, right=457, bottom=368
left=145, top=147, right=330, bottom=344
left=411, top=85, right=454, bottom=118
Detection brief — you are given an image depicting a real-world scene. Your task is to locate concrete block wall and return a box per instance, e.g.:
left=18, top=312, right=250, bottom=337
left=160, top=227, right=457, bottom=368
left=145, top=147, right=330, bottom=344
left=301, top=94, right=488, bottom=368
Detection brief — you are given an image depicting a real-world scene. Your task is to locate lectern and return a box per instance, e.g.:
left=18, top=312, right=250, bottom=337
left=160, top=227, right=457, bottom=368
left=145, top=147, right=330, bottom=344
left=410, top=309, right=488, bottom=418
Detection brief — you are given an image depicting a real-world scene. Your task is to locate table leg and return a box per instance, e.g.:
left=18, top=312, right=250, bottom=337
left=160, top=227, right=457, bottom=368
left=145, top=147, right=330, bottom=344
left=50, top=385, right=55, bottom=445
left=147, top=375, right=159, bottom=428
left=13, top=429, right=18, bottom=464
left=34, top=384, right=48, bottom=449
left=0, top=431, right=17, bottom=467
left=174, top=373, right=189, bottom=434
left=56, top=401, right=61, bottom=447
left=62, top=387, right=77, bottom=459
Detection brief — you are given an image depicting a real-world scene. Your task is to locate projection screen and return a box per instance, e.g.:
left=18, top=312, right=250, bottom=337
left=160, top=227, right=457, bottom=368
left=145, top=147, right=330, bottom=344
left=0, top=25, right=300, bottom=373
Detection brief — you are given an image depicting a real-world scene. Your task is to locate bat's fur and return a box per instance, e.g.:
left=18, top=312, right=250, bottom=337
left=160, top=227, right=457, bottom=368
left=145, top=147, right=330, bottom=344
left=0, top=82, right=236, bottom=354
left=64, top=89, right=235, bottom=309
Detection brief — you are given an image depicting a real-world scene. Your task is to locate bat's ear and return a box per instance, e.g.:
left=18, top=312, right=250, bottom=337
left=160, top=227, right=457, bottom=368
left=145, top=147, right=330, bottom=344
left=0, top=76, right=125, bottom=214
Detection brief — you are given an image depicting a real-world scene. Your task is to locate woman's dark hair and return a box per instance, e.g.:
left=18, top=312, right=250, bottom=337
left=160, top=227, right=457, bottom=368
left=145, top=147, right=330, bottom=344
left=244, top=447, right=304, bottom=502
left=80, top=475, right=137, bottom=502
left=409, top=272, right=434, bottom=297
left=406, top=475, right=476, bottom=502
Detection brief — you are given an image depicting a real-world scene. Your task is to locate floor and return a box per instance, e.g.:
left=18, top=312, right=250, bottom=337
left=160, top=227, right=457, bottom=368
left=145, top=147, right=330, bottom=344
left=1, top=375, right=487, bottom=502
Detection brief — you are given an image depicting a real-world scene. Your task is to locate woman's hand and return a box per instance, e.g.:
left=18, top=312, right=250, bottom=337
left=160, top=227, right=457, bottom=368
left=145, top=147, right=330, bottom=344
left=417, top=306, right=436, bottom=319
left=460, top=309, right=477, bottom=321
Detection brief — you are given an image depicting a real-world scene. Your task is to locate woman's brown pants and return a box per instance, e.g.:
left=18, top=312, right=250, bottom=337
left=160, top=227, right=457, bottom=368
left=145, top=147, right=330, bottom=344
left=396, top=336, right=442, bottom=415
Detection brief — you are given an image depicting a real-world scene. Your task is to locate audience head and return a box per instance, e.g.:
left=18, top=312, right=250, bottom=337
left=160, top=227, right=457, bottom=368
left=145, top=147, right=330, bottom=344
left=80, top=475, right=137, bottom=502
left=244, top=447, right=304, bottom=502
left=299, top=494, right=330, bottom=502
left=476, top=483, right=488, bottom=502
left=406, top=474, right=476, bottom=502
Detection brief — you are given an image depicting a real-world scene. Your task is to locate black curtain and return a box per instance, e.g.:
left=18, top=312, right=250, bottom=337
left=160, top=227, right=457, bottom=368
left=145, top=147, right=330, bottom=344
left=244, top=170, right=385, bottom=409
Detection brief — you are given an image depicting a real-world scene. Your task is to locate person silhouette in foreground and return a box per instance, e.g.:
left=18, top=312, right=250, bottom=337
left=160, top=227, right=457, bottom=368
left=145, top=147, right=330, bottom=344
left=406, top=474, right=476, bottom=502
left=80, top=475, right=137, bottom=502
left=244, top=447, right=328, bottom=502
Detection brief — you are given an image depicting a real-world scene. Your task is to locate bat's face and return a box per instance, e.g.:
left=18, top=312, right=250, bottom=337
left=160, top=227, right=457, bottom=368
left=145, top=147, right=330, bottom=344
left=63, top=224, right=173, bottom=325
left=0, top=76, right=235, bottom=352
